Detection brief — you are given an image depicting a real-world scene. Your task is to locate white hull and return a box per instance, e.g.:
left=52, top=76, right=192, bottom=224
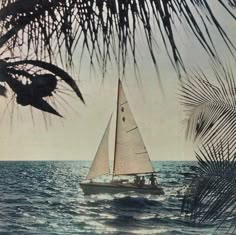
left=80, top=182, right=164, bottom=195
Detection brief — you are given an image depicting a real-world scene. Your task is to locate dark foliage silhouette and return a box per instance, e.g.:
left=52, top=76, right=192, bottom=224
left=180, top=64, right=236, bottom=158
left=182, top=143, right=236, bottom=234
left=0, top=0, right=235, bottom=75
left=0, top=0, right=235, bottom=116
left=0, top=58, right=84, bottom=117
left=180, top=64, right=236, bottom=233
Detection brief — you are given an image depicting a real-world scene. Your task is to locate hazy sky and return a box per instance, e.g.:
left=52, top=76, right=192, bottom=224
left=0, top=2, right=235, bottom=161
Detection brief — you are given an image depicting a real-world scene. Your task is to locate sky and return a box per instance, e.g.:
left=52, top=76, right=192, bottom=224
left=0, top=2, right=235, bottom=161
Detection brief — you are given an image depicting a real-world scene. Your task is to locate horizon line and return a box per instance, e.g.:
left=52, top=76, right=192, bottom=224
left=0, top=159, right=197, bottom=162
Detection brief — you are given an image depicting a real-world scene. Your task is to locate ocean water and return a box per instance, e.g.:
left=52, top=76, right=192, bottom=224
left=0, top=161, right=226, bottom=235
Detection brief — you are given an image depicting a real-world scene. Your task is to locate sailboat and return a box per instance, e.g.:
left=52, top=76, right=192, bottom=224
left=80, top=80, right=164, bottom=195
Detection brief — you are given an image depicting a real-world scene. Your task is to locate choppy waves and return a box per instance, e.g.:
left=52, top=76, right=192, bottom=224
left=0, top=161, right=223, bottom=234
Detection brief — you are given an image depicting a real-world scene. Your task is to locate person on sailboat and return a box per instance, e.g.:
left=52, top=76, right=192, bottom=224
left=149, top=173, right=157, bottom=186
left=134, top=175, right=141, bottom=186
left=80, top=80, right=164, bottom=195
left=140, top=176, right=145, bottom=187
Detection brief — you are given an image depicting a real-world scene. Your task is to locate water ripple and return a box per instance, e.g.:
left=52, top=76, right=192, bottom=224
left=0, top=161, right=224, bottom=234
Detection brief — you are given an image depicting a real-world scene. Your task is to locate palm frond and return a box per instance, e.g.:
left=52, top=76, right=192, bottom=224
left=228, top=0, right=236, bottom=8
left=180, top=64, right=236, bottom=233
left=182, top=143, right=236, bottom=234
left=180, top=64, right=236, bottom=157
left=0, top=0, right=235, bottom=76
left=0, top=58, right=84, bottom=117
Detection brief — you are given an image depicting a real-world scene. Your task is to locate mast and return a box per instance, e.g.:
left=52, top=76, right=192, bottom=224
left=112, top=79, right=120, bottom=178
left=112, top=79, right=154, bottom=176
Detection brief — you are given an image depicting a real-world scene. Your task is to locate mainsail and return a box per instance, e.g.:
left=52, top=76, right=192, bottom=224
left=113, top=80, right=154, bottom=175
left=86, top=117, right=111, bottom=180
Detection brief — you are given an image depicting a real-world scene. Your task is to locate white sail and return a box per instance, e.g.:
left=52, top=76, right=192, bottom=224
left=113, top=80, right=154, bottom=176
left=86, top=117, right=111, bottom=180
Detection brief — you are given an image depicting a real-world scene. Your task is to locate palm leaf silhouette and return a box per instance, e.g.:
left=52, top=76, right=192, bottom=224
left=0, top=1, right=235, bottom=118
left=0, top=58, right=84, bottom=117
left=0, top=0, right=235, bottom=76
left=180, top=64, right=236, bottom=157
left=182, top=143, right=236, bottom=234
left=180, top=64, right=236, bottom=233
